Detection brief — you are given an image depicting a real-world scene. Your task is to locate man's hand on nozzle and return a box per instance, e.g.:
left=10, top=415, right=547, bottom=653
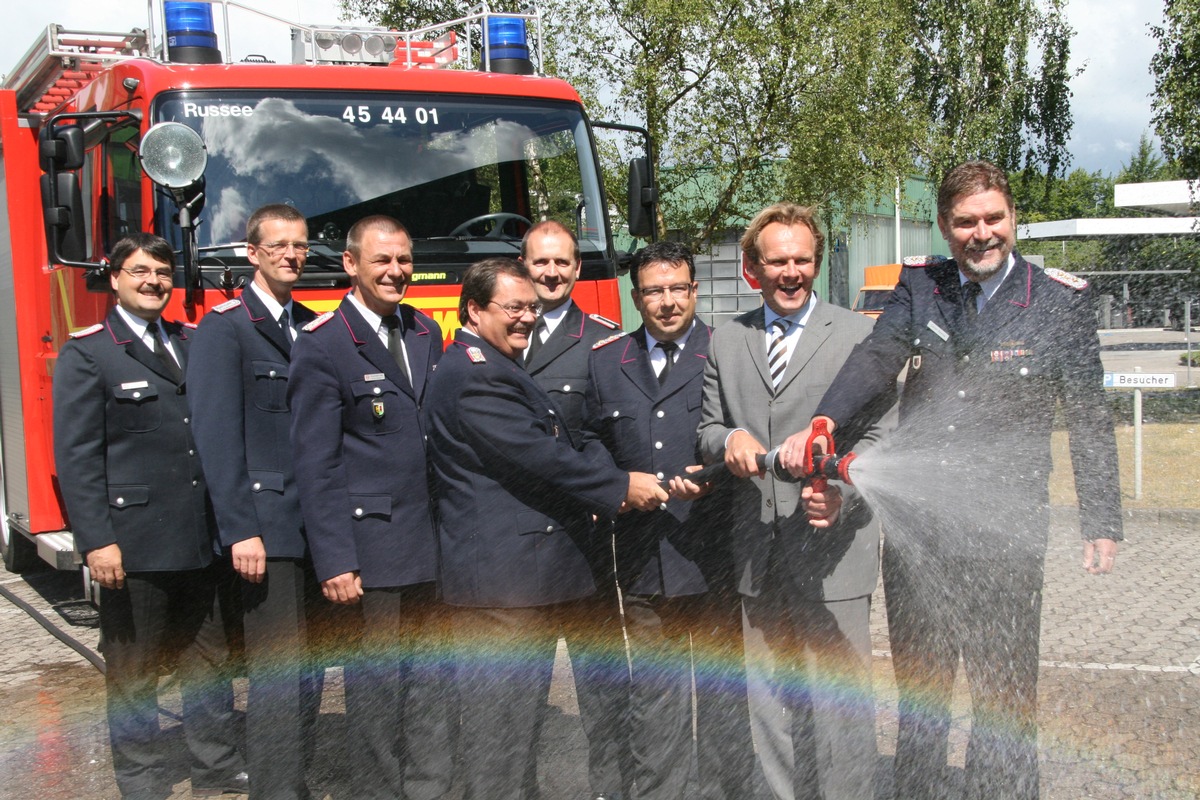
left=778, top=416, right=837, bottom=478
left=802, top=482, right=842, bottom=529
left=725, top=430, right=767, bottom=478
left=622, top=472, right=670, bottom=513
left=1083, top=538, right=1118, bottom=575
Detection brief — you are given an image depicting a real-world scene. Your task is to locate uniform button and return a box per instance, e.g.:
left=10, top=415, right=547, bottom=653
left=183, top=417, right=190, bottom=424
left=252, top=482, right=262, bottom=491
left=188, top=449, right=195, bottom=456
left=545, top=525, right=554, bottom=533
left=654, top=441, right=663, bottom=450
left=612, top=410, right=620, bottom=418
left=562, top=384, right=571, bottom=392
left=354, top=507, right=364, bottom=517
left=947, top=425, right=956, bottom=433
left=656, top=410, right=665, bottom=418
left=1019, top=367, right=1029, bottom=376
left=656, top=472, right=664, bottom=480
left=132, top=391, right=141, bottom=399
left=269, top=370, right=277, bottom=378
left=192, top=480, right=199, bottom=487
left=957, top=390, right=966, bottom=399
left=116, top=497, right=125, bottom=506
left=373, top=387, right=381, bottom=395
left=913, top=338, right=921, bottom=346
left=659, top=502, right=668, bottom=511
left=961, top=355, right=970, bottom=364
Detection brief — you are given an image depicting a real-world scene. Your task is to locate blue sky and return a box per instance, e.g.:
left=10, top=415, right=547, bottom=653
left=3, top=0, right=1167, bottom=178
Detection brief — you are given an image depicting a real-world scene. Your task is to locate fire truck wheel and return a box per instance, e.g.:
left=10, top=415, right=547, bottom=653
left=1, top=521, right=38, bottom=574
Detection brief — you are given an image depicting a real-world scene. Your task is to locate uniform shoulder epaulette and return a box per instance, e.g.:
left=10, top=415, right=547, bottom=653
left=302, top=311, right=335, bottom=332
left=588, top=313, right=620, bottom=330
left=212, top=298, right=242, bottom=314
left=182, top=321, right=199, bottom=329
left=1043, top=267, right=1088, bottom=290
left=68, top=323, right=104, bottom=339
left=902, top=255, right=948, bottom=268
left=592, top=332, right=627, bottom=350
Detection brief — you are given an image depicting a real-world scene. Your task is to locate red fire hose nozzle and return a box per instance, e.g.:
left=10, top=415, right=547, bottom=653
left=756, top=419, right=858, bottom=486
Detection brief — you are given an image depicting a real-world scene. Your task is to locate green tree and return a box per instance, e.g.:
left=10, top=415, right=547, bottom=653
left=1151, top=0, right=1200, bottom=181
left=909, top=0, right=1078, bottom=185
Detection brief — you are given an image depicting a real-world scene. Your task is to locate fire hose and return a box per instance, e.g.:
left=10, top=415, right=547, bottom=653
left=661, top=419, right=858, bottom=488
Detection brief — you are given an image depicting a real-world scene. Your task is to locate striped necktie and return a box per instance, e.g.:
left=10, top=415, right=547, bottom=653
left=768, top=318, right=791, bottom=391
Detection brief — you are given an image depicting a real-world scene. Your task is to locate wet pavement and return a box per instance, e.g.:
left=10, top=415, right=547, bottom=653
left=2, top=508, right=1198, bottom=799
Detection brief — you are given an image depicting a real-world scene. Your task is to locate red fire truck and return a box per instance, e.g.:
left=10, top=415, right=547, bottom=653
left=0, top=1, right=657, bottom=583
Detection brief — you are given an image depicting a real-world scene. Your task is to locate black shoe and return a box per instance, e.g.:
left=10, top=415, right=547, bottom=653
left=192, top=770, right=250, bottom=796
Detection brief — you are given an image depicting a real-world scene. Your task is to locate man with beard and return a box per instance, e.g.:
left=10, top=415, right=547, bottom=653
left=788, top=160, right=1123, bottom=799
left=424, top=257, right=667, bottom=800
left=288, top=215, right=451, bottom=800
left=54, top=233, right=246, bottom=799
left=520, top=221, right=630, bottom=800
left=188, top=204, right=322, bottom=800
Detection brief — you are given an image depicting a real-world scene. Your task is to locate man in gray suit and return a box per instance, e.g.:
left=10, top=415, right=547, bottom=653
left=698, top=203, right=893, bottom=800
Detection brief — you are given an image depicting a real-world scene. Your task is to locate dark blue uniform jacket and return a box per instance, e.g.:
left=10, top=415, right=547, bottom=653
left=288, top=296, right=442, bottom=587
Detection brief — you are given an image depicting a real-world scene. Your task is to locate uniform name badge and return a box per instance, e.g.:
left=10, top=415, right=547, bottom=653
left=372, top=398, right=385, bottom=419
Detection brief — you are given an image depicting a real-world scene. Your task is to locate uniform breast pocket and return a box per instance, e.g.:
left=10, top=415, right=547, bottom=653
left=547, top=380, right=586, bottom=422
left=350, top=378, right=404, bottom=435
left=600, top=402, right=638, bottom=436
left=111, top=383, right=162, bottom=432
left=251, top=360, right=289, bottom=412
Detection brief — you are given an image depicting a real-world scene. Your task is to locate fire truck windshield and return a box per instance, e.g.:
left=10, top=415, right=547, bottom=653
left=152, top=90, right=610, bottom=276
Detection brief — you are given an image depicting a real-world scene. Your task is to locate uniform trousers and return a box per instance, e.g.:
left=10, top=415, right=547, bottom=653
left=741, top=564, right=876, bottom=800
left=453, top=598, right=609, bottom=800
left=623, top=590, right=753, bottom=800
left=344, top=581, right=454, bottom=800
left=884, top=541, right=1044, bottom=800
left=241, top=557, right=326, bottom=800
left=99, top=565, right=244, bottom=800
left=523, top=563, right=632, bottom=799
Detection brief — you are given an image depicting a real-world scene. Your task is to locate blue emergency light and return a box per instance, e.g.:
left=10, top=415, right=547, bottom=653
left=484, top=16, right=533, bottom=75
left=165, top=2, right=222, bottom=64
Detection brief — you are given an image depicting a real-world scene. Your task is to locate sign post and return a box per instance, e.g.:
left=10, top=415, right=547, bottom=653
left=1104, top=369, right=1177, bottom=499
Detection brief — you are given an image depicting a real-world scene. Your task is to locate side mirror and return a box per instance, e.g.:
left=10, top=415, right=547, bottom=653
left=40, top=172, right=86, bottom=262
left=40, top=124, right=85, bottom=172
left=627, top=157, right=658, bottom=240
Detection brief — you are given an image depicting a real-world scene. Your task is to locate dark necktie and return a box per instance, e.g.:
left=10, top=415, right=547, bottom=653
left=278, top=309, right=293, bottom=352
left=657, top=341, right=678, bottom=386
left=146, top=321, right=182, bottom=383
left=382, top=315, right=412, bottom=386
left=962, top=281, right=982, bottom=325
left=525, top=317, right=548, bottom=365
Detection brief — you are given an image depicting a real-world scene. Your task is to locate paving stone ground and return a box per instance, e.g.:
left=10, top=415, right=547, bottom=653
left=3, top=509, right=1197, bottom=799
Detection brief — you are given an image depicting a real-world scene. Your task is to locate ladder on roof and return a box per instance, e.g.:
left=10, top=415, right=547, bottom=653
left=2, top=26, right=150, bottom=115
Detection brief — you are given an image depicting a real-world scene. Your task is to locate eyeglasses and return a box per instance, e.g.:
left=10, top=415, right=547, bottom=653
left=638, top=283, right=694, bottom=301
left=120, top=266, right=175, bottom=282
left=255, top=241, right=311, bottom=255
left=489, top=300, right=542, bottom=318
